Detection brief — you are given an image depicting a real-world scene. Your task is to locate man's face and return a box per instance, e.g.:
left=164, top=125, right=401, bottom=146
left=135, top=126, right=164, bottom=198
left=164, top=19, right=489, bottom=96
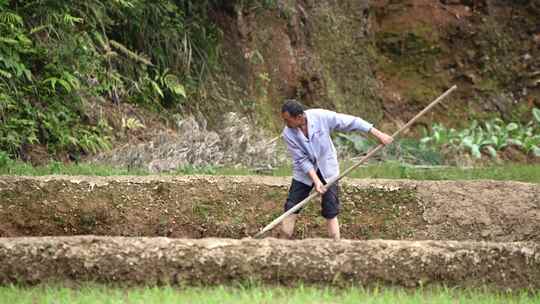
left=281, top=111, right=304, bottom=128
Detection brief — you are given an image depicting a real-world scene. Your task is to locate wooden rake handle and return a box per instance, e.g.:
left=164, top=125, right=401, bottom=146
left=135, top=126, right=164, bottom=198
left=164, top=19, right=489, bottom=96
left=253, top=85, right=458, bottom=239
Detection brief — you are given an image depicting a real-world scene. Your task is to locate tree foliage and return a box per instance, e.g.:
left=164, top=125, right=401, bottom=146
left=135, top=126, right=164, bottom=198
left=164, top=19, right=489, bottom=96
left=0, top=0, right=236, bottom=159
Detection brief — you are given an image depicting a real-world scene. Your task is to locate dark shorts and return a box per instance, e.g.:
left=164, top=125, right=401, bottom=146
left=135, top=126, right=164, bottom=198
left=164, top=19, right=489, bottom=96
left=284, top=170, right=340, bottom=219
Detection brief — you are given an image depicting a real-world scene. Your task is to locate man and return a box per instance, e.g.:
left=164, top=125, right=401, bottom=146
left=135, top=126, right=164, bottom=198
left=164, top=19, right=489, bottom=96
left=280, top=99, right=393, bottom=240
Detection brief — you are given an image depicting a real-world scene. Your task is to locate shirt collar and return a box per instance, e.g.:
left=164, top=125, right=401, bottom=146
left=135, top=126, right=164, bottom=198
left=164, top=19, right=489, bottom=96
left=283, top=111, right=317, bottom=140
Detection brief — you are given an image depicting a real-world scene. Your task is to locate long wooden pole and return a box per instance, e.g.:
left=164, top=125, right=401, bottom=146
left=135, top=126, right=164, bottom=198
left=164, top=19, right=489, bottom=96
left=253, top=85, right=457, bottom=239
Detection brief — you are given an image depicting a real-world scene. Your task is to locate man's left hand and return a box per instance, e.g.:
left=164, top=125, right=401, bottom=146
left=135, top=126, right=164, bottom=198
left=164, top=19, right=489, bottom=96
left=379, top=133, right=393, bottom=145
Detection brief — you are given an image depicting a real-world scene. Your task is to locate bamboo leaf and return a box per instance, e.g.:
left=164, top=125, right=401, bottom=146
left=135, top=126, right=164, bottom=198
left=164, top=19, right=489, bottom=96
left=23, top=69, right=32, bottom=81
left=0, top=69, right=12, bottom=78
left=43, top=77, right=58, bottom=90
left=63, top=14, right=83, bottom=26
left=533, top=108, right=540, bottom=124
left=30, top=24, right=49, bottom=34
left=57, top=79, right=72, bottom=92
left=150, top=80, right=163, bottom=98
left=171, top=83, right=186, bottom=98
left=0, top=12, right=23, bottom=27
left=0, top=37, right=19, bottom=45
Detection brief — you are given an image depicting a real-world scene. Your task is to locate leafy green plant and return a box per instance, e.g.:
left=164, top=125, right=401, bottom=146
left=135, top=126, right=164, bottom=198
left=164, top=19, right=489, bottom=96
left=421, top=108, right=540, bottom=159
left=143, top=69, right=187, bottom=107
left=122, top=117, right=145, bottom=131
left=386, top=138, right=443, bottom=165
left=76, top=128, right=112, bottom=154
left=336, top=133, right=376, bottom=154
left=0, top=11, right=33, bottom=83
left=42, top=70, right=80, bottom=93
left=0, top=150, right=12, bottom=167
left=533, top=108, right=540, bottom=125
left=337, top=133, right=442, bottom=165
left=0, top=95, right=39, bottom=155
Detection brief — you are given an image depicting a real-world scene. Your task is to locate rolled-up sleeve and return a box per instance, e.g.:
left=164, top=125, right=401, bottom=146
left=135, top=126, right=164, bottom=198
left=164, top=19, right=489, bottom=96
left=323, top=109, right=372, bottom=133
left=283, top=134, right=314, bottom=174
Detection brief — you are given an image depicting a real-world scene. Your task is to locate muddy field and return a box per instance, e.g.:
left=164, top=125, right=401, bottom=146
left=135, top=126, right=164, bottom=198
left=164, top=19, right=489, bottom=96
left=0, top=175, right=539, bottom=288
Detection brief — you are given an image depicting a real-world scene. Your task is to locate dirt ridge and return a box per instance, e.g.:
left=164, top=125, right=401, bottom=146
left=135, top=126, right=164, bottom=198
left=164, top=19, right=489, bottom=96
left=0, top=175, right=538, bottom=241
left=0, top=236, right=538, bottom=288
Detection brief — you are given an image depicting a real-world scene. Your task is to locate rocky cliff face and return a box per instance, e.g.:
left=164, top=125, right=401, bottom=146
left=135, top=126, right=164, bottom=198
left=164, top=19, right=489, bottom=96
left=207, top=0, right=539, bottom=131
left=94, top=1, right=381, bottom=171
left=210, top=0, right=383, bottom=131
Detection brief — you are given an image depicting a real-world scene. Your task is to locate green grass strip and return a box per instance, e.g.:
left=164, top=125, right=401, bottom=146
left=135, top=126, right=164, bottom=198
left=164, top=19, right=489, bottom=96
left=0, top=160, right=539, bottom=183
left=0, top=284, right=538, bottom=304
left=341, top=161, right=540, bottom=183
left=210, top=162, right=540, bottom=183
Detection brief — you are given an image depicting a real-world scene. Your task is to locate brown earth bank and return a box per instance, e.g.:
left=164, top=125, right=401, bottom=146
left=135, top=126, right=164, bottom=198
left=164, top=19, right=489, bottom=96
left=0, top=236, right=538, bottom=289
left=0, top=176, right=538, bottom=241
left=207, top=0, right=540, bottom=133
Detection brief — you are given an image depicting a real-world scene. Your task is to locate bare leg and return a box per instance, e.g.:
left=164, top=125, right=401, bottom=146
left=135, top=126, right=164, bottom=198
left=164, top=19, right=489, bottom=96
left=326, top=217, right=340, bottom=241
left=281, top=214, right=298, bottom=239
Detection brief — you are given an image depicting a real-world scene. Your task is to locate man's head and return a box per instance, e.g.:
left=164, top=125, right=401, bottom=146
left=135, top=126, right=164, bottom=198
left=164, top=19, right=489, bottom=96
left=281, top=99, right=306, bottom=128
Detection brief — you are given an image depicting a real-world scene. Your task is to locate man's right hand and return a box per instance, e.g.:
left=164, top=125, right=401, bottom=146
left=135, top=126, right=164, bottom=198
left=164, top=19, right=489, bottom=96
left=308, top=169, right=327, bottom=194
left=314, top=180, right=327, bottom=194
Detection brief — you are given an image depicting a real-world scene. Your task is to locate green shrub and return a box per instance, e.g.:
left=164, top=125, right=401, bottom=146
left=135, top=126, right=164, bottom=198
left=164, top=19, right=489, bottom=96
left=335, top=133, right=442, bottom=165
left=0, top=150, right=12, bottom=167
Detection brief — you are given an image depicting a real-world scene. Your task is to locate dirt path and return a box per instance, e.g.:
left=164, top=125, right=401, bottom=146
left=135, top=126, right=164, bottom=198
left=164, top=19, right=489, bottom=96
left=0, top=175, right=538, bottom=241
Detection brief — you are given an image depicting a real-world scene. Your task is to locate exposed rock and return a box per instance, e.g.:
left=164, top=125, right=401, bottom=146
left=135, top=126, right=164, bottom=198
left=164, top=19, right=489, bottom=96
left=0, top=236, right=538, bottom=288
left=459, top=71, right=478, bottom=84
left=491, top=94, right=517, bottom=121
left=92, top=113, right=287, bottom=172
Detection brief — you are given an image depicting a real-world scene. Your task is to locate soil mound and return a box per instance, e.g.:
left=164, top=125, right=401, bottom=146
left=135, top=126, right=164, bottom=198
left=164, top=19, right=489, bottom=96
left=0, top=236, right=538, bottom=289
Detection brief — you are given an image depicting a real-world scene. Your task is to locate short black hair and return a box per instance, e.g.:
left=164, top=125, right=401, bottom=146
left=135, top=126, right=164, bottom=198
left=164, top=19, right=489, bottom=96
left=281, top=99, right=305, bottom=117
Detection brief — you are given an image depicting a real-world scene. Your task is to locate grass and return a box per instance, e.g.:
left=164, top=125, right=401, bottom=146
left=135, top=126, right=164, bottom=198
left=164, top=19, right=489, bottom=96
left=1, top=160, right=539, bottom=183
left=340, top=161, right=540, bottom=183
left=0, top=284, right=538, bottom=304
left=0, top=161, right=149, bottom=176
